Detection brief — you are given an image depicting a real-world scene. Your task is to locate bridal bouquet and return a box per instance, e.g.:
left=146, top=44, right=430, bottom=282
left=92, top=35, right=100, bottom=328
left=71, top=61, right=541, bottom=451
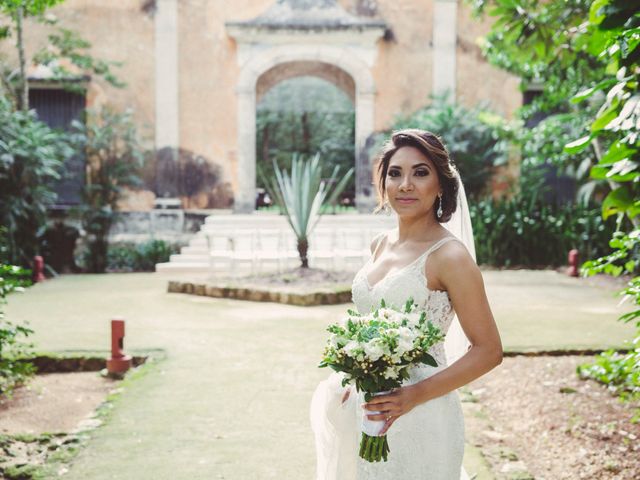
left=318, top=298, right=445, bottom=462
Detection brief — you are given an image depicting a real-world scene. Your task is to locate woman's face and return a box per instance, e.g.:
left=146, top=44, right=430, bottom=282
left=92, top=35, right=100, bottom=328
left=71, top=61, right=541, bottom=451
left=385, top=146, right=441, bottom=218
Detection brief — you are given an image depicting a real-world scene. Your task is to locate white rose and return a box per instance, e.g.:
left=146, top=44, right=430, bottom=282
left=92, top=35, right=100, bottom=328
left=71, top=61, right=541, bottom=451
left=405, top=313, right=421, bottom=327
left=395, top=327, right=415, bottom=355
left=363, top=339, right=385, bottom=362
left=343, top=340, right=359, bottom=358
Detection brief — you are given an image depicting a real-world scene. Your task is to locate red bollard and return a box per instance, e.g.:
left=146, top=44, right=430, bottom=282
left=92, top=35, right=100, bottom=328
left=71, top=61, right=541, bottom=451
left=567, top=249, right=579, bottom=277
left=106, top=318, right=132, bottom=376
left=32, top=256, right=46, bottom=282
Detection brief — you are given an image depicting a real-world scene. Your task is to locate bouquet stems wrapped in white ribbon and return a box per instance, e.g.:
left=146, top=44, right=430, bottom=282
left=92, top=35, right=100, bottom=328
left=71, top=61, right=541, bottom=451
left=319, top=298, right=445, bottom=462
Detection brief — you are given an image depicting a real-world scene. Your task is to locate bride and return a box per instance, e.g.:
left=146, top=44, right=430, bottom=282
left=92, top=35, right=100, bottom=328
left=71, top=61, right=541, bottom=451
left=310, top=129, right=503, bottom=479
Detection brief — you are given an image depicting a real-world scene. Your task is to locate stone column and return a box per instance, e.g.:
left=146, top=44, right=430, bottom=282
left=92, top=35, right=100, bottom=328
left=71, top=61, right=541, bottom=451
left=432, top=0, right=458, bottom=98
left=355, top=90, right=377, bottom=213
left=155, top=0, right=180, bottom=151
left=234, top=86, right=257, bottom=213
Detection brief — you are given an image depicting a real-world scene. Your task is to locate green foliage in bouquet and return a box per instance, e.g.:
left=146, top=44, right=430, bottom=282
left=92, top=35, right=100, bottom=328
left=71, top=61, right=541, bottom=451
left=320, top=298, right=444, bottom=397
left=319, top=298, right=445, bottom=462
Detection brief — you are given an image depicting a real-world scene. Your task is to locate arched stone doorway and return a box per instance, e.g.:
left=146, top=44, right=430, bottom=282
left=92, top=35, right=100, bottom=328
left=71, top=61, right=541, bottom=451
left=255, top=61, right=356, bottom=207
left=234, top=46, right=377, bottom=213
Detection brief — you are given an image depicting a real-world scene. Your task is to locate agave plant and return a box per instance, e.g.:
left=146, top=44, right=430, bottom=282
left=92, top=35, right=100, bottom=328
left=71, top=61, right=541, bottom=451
left=265, top=153, right=353, bottom=268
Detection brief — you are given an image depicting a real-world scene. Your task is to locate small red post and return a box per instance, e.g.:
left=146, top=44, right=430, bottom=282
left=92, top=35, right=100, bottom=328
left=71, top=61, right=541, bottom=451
left=567, top=249, right=579, bottom=277
left=32, top=256, right=46, bottom=282
left=106, top=318, right=132, bottom=376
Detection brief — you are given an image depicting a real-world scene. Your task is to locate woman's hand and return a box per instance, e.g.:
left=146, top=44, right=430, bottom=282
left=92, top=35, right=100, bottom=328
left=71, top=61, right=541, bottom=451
left=362, top=385, right=419, bottom=435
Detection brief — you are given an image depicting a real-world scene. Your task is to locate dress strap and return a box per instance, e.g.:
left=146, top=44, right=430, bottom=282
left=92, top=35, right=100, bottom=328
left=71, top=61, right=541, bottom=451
left=370, top=231, right=387, bottom=261
left=424, top=236, right=458, bottom=258
left=415, top=236, right=458, bottom=287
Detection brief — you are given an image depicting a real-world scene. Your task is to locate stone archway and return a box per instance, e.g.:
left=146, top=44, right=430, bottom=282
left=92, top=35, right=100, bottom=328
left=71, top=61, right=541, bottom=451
left=257, top=61, right=355, bottom=104
left=234, top=45, right=377, bottom=213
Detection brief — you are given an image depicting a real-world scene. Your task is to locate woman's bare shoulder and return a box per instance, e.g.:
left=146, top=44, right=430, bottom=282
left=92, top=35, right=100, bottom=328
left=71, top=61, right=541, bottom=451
left=429, top=237, right=479, bottom=279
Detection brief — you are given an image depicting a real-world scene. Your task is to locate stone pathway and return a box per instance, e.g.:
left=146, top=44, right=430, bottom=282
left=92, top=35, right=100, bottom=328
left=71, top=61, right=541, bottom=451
left=2, top=270, right=634, bottom=479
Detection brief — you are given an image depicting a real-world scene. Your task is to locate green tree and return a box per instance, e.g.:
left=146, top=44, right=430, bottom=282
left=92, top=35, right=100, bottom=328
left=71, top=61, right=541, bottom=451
left=69, top=107, right=146, bottom=273
left=468, top=0, right=611, bottom=200
left=0, top=0, right=124, bottom=111
left=0, top=96, right=73, bottom=266
left=256, top=77, right=356, bottom=203
left=0, top=0, right=126, bottom=268
left=472, top=0, right=640, bottom=403
left=0, top=226, right=35, bottom=398
left=391, top=92, right=509, bottom=199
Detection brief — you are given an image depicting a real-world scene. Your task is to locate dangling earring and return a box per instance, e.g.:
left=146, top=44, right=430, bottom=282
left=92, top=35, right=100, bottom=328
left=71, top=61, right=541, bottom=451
left=436, top=193, right=443, bottom=219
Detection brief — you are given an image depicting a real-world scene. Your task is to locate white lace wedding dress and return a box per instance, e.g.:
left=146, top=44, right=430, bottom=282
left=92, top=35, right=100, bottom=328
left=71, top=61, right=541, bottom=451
left=310, top=235, right=468, bottom=480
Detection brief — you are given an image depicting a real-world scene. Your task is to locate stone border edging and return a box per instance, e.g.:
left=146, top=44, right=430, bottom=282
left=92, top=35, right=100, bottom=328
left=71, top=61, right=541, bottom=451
left=504, top=348, right=630, bottom=357
left=167, top=280, right=352, bottom=306
left=15, top=354, right=149, bottom=373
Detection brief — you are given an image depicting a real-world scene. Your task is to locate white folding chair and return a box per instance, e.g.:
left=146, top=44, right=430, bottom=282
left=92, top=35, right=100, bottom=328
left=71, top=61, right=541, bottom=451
left=336, top=227, right=369, bottom=268
left=255, top=228, right=284, bottom=274
left=206, top=231, right=232, bottom=275
left=308, top=227, right=338, bottom=270
left=229, top=228, right=257, bottom=276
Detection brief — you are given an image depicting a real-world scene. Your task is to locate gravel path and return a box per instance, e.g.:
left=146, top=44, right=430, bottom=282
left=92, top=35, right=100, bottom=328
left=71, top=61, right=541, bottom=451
left=464, top=355, right=640, bottom=480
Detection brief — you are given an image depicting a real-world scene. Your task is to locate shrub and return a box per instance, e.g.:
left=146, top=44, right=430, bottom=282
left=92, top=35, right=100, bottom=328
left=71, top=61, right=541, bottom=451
left=470, top=198, right=615, bottom=268
left=0, top=241, right=36, bottom=398
left=105, top=239, right=181, bottom=272
left=391, top=92, right=509, bottom=199
left=0, top=97, right=73, bottom=268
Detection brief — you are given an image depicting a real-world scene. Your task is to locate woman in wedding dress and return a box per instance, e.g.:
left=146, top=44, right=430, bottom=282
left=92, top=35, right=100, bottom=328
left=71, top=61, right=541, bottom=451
left=310, top=129, right=503, bottom=480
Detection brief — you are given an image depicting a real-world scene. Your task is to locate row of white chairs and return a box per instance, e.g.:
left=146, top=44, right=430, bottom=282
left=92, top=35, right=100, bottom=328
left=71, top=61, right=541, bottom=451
left=205, top=227, right=384, bottom=275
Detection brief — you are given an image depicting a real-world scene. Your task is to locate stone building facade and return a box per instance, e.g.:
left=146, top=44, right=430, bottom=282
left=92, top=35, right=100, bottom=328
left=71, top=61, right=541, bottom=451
left=6, top=0, right=521, bottom=213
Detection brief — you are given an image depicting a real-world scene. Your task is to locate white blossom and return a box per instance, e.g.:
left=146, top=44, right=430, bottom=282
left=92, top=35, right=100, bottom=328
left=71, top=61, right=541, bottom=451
left=363, top=339, right=385, bottom=362
left=383, top=366, right=400, bottom=379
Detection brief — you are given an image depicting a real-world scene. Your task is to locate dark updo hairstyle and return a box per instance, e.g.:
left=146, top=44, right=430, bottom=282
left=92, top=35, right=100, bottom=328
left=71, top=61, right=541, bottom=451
left=374, top=129, right=459, bottom=223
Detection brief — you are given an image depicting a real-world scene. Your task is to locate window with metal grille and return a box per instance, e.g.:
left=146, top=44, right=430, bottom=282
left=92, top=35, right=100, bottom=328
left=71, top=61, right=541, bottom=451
left=29, top=87, right=86, bottom=206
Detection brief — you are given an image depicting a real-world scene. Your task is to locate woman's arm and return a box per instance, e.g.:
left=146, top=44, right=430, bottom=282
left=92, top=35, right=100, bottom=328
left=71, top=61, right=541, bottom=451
left=364, top=241, right=503, bottom=431
left=411, top=241, right=503, bottom=402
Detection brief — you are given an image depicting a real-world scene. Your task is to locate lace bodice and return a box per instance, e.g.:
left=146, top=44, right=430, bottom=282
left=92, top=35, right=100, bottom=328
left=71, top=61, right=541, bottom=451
left=351, top=234, right=459, bottom=366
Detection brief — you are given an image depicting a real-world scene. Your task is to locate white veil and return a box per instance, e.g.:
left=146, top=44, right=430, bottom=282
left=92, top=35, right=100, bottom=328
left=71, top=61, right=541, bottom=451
left=441, top=169, right=474, bottom=364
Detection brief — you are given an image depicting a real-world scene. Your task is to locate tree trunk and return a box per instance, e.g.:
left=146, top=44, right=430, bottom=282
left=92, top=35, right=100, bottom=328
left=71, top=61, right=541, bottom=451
left=301, top=111, right=310, bottom=154
left=298, top=237, right=309, bottom=268
left=261, top=123, right=270, bottom=165
left=16, top=4, right=28, bottom=112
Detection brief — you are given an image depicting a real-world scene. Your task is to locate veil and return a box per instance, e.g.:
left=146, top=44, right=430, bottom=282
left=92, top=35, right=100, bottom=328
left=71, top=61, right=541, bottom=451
left=441, top=169, right=474, bottom=364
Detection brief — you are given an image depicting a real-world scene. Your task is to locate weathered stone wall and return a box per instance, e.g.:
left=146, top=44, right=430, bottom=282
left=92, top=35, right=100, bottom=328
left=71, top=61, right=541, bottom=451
left=455, top=2, right=521, bottom=118
left=2, top=0, right=521, bottom=212
left=0, top=0, right=156, bottom=137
